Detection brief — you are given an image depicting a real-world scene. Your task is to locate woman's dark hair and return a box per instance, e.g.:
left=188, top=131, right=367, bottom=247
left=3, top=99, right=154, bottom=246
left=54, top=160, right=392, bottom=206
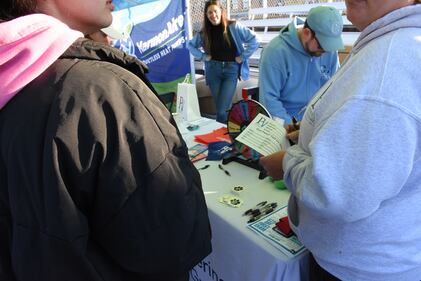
left=0, top=0, right=37, bottom=21
left=202, top=0, right=234, bottom=53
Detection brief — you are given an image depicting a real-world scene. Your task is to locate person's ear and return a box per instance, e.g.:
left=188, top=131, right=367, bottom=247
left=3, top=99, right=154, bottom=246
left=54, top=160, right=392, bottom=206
left=303, top=27, right=312, bottom=39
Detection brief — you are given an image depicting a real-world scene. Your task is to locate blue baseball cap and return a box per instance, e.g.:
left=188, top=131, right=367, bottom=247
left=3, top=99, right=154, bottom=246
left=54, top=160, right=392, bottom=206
left=306, top=6, right=344, bottom=52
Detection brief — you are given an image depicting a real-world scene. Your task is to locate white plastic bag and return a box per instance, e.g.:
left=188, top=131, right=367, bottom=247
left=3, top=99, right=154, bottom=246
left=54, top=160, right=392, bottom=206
left=176, top=74, right=201, bottom=122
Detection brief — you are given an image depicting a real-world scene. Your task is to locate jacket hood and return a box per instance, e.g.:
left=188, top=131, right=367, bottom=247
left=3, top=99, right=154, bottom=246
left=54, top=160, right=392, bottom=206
left=279, top=17, right=308, bottom=56
left=0, top=14, right=83, bottom=110
left=353, top=4, right=421, bottom=53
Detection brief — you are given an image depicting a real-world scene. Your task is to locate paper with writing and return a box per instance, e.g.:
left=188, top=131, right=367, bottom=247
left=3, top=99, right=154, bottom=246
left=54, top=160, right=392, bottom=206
left=235, top=113, right=290, bottom=156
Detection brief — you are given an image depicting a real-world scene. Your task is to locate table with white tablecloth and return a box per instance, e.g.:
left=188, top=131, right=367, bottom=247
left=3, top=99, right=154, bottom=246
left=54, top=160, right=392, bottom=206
left=176, top=117, right=310, bottom=281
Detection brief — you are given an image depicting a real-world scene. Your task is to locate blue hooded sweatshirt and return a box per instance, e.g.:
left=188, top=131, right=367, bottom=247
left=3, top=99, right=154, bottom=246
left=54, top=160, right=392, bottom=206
left=259, top=17, right=339, bottom=123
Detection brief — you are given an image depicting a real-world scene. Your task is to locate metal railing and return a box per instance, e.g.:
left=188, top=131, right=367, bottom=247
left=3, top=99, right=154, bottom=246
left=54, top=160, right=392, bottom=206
left=189, top=0, right=348, bottom=33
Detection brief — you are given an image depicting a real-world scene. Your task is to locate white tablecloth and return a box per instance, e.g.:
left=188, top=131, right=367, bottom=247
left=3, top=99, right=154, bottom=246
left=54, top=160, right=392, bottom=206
left=177, top=117, right=309, bottom=281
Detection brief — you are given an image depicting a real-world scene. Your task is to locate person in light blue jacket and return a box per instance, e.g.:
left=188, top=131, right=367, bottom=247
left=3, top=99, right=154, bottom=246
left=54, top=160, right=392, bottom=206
left=260, top=1, right=421, bottom=280
left=187, top=0, right=259, bottom=123
left=259, top=6, right=343, bottom=124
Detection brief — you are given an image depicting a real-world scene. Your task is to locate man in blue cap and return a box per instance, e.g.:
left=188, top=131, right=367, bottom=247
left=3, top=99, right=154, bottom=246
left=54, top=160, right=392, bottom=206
left=259, top=6, right=344, bottom=125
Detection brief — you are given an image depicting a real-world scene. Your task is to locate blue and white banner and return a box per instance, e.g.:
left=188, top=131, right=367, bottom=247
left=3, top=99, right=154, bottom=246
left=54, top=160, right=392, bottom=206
left=112, top=0, right=192, bottom=94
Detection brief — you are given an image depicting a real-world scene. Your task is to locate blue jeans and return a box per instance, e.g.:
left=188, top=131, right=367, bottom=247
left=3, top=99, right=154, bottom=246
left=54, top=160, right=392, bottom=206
left=206, top=60, right=239, bottom=123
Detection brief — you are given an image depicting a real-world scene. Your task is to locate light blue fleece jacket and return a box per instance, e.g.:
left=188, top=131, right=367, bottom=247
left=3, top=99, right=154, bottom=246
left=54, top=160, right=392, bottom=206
left=283, top=4, right=421, bottom=281
left=187, top=22, right=259, bottom=85
left=259, top=18, right=339, bottom=124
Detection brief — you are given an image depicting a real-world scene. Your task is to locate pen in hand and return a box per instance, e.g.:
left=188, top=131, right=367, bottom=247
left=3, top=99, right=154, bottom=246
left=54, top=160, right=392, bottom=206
left=218, top=164, right=231, bottom=176
left=291, top=116, right=300, bottom=130
left=291, top=105, right=307, bottom=129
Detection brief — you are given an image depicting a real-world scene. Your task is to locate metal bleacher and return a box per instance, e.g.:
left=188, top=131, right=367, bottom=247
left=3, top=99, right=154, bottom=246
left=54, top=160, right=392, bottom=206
left=241, top=2, right=358, bottom=70
left=237, top=2, right=351, bottom=32
left=190, top=1, right=359, bottom=115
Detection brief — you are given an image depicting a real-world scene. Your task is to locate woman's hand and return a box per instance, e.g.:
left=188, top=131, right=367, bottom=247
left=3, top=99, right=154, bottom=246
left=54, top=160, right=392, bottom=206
left=235, top=56, right=242, bottom=64
left=259, top=150, right=286, bottom=180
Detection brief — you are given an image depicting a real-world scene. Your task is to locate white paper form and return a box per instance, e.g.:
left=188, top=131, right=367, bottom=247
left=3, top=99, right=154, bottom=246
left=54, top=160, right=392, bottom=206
left=235, top=113, right=290, bottom=156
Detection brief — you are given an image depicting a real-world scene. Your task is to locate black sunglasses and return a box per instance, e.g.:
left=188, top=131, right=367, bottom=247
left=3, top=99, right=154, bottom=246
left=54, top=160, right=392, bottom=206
left=307, top=26, right=323, bottom=50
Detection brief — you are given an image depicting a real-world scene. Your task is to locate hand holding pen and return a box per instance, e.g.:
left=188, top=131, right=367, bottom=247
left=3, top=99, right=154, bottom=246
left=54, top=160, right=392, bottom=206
left=285, top=117, right=300, bottom=144
left=291, top=116, right=300, bottom=130
left=288, top=105, right=306, bottom=131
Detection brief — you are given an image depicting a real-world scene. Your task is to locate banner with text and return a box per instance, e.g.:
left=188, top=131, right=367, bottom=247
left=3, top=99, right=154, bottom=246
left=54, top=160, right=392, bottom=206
left=112, top=0, right=192, bottom=94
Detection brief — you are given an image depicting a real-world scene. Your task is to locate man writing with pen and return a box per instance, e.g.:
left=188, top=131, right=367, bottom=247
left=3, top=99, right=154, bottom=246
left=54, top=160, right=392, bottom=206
left=258, top=6, right=344, bottom=126
left=260, top=1, right=421, bottom=279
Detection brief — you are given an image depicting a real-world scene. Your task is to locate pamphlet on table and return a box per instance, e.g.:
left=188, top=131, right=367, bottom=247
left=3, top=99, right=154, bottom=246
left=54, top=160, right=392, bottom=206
left=248, top=205, right=306, bottom=258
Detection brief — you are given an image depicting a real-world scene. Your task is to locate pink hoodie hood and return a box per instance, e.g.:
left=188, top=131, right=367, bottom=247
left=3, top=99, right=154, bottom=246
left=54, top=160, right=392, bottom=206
left=0, top=14, right=83, bottom=110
